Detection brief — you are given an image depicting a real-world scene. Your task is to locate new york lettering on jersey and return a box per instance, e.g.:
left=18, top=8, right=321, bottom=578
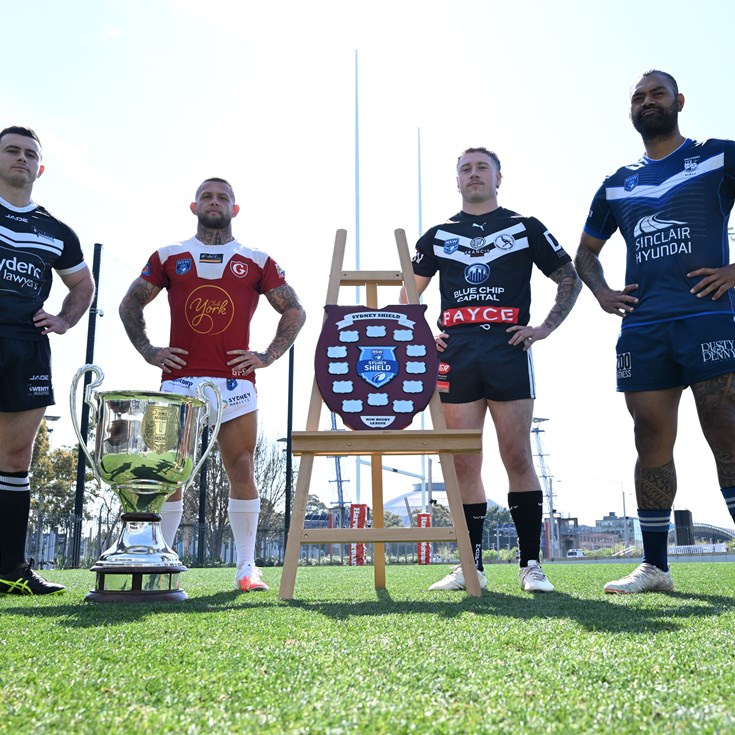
left=141, top=237, right=287, bottom=380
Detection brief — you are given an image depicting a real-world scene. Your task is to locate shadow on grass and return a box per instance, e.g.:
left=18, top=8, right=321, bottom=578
left=2, top=569, right=732, bottom=635
left=283, top=588, right=734, bottom=633
left=0, top=589, right=270, bottom=628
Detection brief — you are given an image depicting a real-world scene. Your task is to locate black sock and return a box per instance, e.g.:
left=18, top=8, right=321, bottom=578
left=508, top=491, right=543, bottom=567
left=463, top=503, right=487, bottom=571
left=0, top=472, right=31, bottom=571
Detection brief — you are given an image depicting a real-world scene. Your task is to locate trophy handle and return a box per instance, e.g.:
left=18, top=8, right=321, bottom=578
left=70, top=364, right=105, bottom=484
left=189, top=379, right=224, bottom=483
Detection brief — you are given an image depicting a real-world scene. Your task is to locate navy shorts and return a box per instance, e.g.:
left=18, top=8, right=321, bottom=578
left=616, top=315, right=735, bottom=392
left=0, top=336, right=54, bottom=411
left=437, top=327, right=536, bottom=403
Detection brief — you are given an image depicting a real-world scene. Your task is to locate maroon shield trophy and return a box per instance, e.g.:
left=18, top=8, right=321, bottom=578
left=315, top=305, right=438, bottom=430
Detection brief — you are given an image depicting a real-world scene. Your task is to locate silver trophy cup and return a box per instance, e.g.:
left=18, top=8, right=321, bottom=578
left=71, top=364, right=223, bottom=602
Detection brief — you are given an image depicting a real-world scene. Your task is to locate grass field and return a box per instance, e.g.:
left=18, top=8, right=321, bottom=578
left=1, top=562, right=734, bottom=735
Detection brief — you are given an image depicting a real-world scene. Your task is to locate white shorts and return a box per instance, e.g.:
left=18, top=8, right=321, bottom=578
left=161, top=377, right=257, bottom=425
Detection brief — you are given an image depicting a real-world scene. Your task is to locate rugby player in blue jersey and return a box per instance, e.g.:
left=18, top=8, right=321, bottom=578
left=575, top=71, right=735, bottom=593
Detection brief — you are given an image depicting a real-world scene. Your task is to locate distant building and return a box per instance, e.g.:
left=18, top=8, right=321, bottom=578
left=384, top=483, right=500, bottom=525
left=596, top=511, right=638, bottom=544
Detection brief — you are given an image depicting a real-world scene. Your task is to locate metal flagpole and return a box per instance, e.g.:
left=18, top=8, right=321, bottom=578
left=354, top=48, right=362, bottom=504
left=417, top=127, right=428, bottom=513
left=196, top=426, right=209, bottom=566
left=70, top=242, right=103, bottom=568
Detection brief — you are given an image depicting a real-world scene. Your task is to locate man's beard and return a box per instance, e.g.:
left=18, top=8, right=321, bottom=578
left=198, top=211, right=231, bottom=229
left=632, top=101, right=679, bottom=141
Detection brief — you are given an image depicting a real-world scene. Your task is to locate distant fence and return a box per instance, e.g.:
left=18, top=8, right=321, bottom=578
left=669, top=543, right=727, bottom=555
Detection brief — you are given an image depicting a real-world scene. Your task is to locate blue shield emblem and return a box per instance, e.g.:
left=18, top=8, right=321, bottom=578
left=624, top=174, right=638, bottom=192
left=443, top=238, right=459, bottom=254
left=357, top=347, right=399, bottom=388
left=226, top=379, right=238, bottom=391
left=176, top=258, right=193, bottom=275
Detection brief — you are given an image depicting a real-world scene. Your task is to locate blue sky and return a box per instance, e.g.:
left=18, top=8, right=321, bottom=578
left=5, top=0, right=735, bottom=525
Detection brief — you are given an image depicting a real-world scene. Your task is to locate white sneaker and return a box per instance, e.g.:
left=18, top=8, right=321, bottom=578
left=429, top=565, right=487, bottom=591
left=604, top=563, right=673, bottom=594
left=519, top=560, right=555, bottom=592
left=235, top=563, right=269, bottom=592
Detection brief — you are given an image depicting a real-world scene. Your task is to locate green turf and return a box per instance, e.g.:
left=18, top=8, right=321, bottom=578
left=1, top=562, right=733, bottom=734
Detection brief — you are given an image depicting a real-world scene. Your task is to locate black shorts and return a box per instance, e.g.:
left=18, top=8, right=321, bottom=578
left=437, top=327, right=536, bottom=403
left=0, top=336, right=54, bottom=412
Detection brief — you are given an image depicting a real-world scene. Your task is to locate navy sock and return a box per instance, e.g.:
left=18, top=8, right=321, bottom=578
left=639, top=508, right=671, bottom=572
left=463, top=503, right=487, bottom=571
left=508, top=491, right=543, bottom=567
left=0, top=472, right=31, bottom=571
left=720, top=486, right=735, bottom=525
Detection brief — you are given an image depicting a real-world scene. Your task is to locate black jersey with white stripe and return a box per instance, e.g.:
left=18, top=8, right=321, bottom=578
left=584, top=138, right=735, bottom=329
left=0, top=195, right=86, bottom=339
left=412, top=207, right=571, bottom=330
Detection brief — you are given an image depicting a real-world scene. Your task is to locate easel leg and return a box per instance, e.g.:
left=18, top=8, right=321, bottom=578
left=279, top=454, right=315, bottom=600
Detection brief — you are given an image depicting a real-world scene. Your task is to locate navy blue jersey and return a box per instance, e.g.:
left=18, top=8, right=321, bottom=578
left=584, top=138, right=735, bottom=329
left=0, top=196, right=87, bottom=340
left=412, top=207, right=571, bottom=329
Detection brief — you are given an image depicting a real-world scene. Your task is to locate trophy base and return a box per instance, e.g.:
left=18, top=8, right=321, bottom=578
left=85, top=512, right=188, bottom=603
left=86, top=564, right=188, bottom=603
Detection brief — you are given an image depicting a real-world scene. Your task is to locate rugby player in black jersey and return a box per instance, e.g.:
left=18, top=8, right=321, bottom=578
left=0, top=127, right=94, bottom=596
left=403, top=147, right=580, bottom=592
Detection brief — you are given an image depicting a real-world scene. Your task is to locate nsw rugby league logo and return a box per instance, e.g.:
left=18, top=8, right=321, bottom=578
left=315, top=305, right=438, bottom=430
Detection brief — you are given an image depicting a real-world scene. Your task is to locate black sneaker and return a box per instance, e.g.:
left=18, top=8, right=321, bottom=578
left=0, top=559, right=65, bottom=595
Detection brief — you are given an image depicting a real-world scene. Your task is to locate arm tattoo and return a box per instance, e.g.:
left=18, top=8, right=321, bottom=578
left=541, top=262, right=582, bottom=332
left=574, top=246, right=608, bottom=296
left=259, top=285, right=307, bottom=363
left=119, top=279, right=161, bottom=362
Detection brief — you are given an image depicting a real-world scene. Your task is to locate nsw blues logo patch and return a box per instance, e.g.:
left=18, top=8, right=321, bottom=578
left=175, top=258, right=192, bottom=275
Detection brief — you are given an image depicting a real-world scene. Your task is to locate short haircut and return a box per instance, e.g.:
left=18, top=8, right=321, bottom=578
left=0, top=126, right=42, bottom=148
left=638, top=69, right=679, bottom=96
left=457, top=147, right=501, bottom=171
left=196, top=177, right=235, bottom=200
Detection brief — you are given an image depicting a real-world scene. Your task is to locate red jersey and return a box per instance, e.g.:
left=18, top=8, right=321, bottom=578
left=140, top=237, right=287, bottom=383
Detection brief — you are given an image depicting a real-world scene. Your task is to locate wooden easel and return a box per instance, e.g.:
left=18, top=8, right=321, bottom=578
left=278, top=229, right=483, bottom=599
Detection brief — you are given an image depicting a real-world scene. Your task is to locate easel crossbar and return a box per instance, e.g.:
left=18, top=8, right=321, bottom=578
left=301, top=528, right=459, bottom=544
left=291, top=429, right=482, bottom=456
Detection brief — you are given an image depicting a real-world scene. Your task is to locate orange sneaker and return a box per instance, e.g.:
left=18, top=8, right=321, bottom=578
left=235, top=564, right=269, bottom=592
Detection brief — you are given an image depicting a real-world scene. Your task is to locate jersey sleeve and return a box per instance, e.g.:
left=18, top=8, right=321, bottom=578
left=526, top=217, right=572, bottom=276
left=725, top=140, right=735, bottom=199
left=411, top=228, right=439, bottom=278
left=53, top=224, right=86, bottom=272
left=583, top=179, right=618, bottom=241
left=259, top=256, right=288, bottom=294
left=140, top=251, right=169, bottom=290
